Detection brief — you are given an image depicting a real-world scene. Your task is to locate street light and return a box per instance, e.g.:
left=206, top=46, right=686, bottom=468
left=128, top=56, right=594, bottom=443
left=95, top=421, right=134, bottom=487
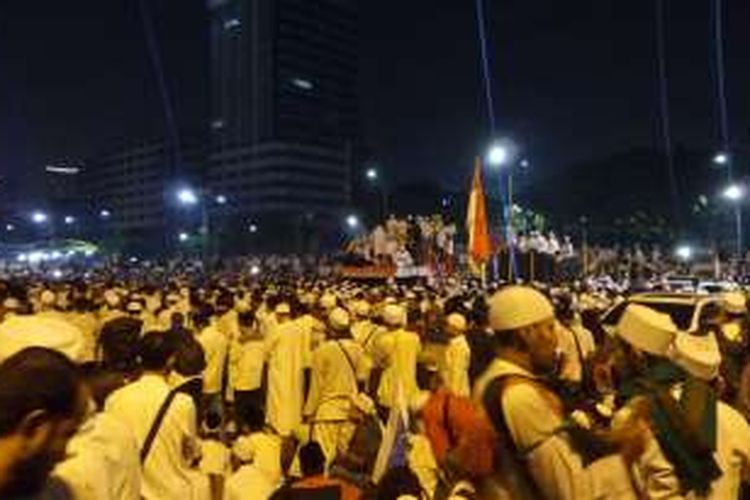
left=713, top=152, right=729, bottom=165
left=5, top=224, right=14, bottom=232
left=346, top=214, right=359, bottom=229
left=177, top=188, right=199, bottom=206
left=487, top=144, right=509, bottom=167
left=248, top=223, right=258, bottom=234
left=723, top=183, right=745, bottom=258
left=178, top=231, right=190, bottom=243
left=64, top=215, right=75, bottom=225
left=366, top=168, right=378, bottom=180
left=99, top=209, right=111, bottom=219
left=675, top=245, right=693, bottom=261
left=723, top=184, right=744, bottom=201
left=31, top=211, right=48, bottom=224
left=215, top=194, right=227, bottom=205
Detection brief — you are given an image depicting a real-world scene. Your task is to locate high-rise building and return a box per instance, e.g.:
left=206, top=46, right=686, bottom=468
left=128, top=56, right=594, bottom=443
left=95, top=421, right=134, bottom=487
left=207, top=0, right=360, bottom=251
left=82, top=136, right=207, bottom=253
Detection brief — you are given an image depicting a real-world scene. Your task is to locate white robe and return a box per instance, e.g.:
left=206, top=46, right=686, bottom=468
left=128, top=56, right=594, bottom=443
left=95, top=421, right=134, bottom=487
left=265, top=318, right=311, bottom=435
left=105, top=374, right=209, bottom=500
left=376, top=329, right=421, bottom=408
left=442, top=335, right=471, bottom=397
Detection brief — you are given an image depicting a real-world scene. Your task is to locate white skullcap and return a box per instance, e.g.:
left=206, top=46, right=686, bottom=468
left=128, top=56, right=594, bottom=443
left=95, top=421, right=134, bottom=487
left=329, top=307, right=351, bottom=331
left=668, top=332, right=722, bottom=381
left=0, top=315, right=84, bottom=363
left=40, top=290, right=56, bottom=306
left=383, top=304, right=406, bottom=327
left=616, top=304, right=676, bottom=356
left=488, top=286, right=554, bottom=331
left=722, top=292, right=746, bottom=315
left=352, top=300, right=371, bottom=318
left=104, top=290, right=120, bottom=307
left=275, top=303, right=291, bottom=314
left=351, top=392, right=376, bottom=415
left=446, top=313, right=467, bottom=334
left=320, top=293, right=337, bottom=311
left=126, top=301, right=143, bottom=313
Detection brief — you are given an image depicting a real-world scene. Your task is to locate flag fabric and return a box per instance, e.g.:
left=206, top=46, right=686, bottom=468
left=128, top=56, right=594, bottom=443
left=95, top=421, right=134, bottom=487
left=466, top=157, right=492, bottom=274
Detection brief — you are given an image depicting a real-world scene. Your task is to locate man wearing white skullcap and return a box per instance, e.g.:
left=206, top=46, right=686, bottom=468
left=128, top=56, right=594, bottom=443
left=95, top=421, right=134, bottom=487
left=441, top=313, right=471, bottom=397
left=474, top=286, right=633, bottom=499
left=613, top=304, right=750, bottom=499
left=375, top=304, right=421, bottom=414
left=303, top=307, right=369, bottom=467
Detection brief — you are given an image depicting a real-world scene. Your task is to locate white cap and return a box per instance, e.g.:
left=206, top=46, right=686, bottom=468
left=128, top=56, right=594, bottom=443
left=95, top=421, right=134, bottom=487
left=104, top=290, right=120, bottom=307
left=352, top=300, right=371, bottom=318
left=0, top=315, right=84, bottom=363
left=275, top=303, right=291, bottom=315
left=383, top=304, right=406, bottom=327
left=488, top=286, right=554, bottom=331
left=40, top=290, right=56, bottom=306
left=722, top=292, right=746, bottom=315
left=329, top=307, right=351, bottom=331
left=616, top=304, right=676, bottom=356
left=668, top=332, right=722, bottom=381
left=319, top=293, right=337, bottom=311
left=446, top=313, right=467, bottom=334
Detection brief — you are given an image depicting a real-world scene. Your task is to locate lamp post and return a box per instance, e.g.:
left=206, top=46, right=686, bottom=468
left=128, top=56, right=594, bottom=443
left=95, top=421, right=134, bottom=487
left=365, top=166, right=388, bottom=221
left=723, top=183, right=744, bottom=259
left=486, top=142, right=515, bottom=280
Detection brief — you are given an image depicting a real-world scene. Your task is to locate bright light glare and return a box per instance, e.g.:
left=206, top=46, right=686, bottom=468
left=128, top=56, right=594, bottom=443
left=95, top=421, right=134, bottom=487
left=487, top=145, right=508, bottom=166
left=250, top=265, right=261, bottom=275
left=723, top=184, right=744, bottom=201
left=366, top=168, right=378, bottom=180
left=5, top=224, right=14, bottom=232
left=100, top=209, right=111, bottom=218
left=291, top=78, right=314, bottom=90
left=248, top=223, right=258, bottom=233
left=16, top=253, right=26, bottom=262
left=713, top=153, right=729, bottom=165
left=64, top=216, right=75, bottom=225
left=520, top=159, right=530, bottom=168
left=675, top=245, right=693, bottom=261
left=177, top=188, right=199, bottom=205
left=346, top=215, right=359, bottom=229
left=31, top=211, right=48, bottom=224
left=51, top=269, right=63, bottom=279
left=216, top=194, right=227, bottom=205
left=178, top=232, right=190, bottom=242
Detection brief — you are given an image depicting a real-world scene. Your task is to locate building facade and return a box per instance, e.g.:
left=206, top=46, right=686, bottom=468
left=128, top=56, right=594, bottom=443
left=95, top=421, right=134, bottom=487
left=207, top=0, right=360, bottom=252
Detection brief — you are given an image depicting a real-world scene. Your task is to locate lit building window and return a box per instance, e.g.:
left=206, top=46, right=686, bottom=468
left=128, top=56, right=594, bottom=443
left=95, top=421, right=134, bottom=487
left=291, top=78, right=314, bottom=90
left=223, top=18, right=241, bottom=30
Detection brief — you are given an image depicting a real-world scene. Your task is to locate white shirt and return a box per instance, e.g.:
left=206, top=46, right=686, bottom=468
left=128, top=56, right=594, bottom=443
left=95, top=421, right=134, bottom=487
left=231, top=337, right=267, bottom=392
left=105, top=374, right=209, bottom=500
left=223, top=465, right=274, bottom=500
left=53, top=411, right=141, bottom=500
left=232, top=432, right=283, bottom=485
left=265, top=318, right=311, bottom=435
left=376, top=328, right=422, bottom=408
left=442, top=335, right=471, bottom=397
left=197, top=324, right=228, bottom=395
left=304, top=338, right=367, bottom=419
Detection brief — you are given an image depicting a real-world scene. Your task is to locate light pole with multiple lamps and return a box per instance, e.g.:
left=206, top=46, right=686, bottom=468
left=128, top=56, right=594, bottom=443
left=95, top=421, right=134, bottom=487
left=486, top=141, right=517, bottom=280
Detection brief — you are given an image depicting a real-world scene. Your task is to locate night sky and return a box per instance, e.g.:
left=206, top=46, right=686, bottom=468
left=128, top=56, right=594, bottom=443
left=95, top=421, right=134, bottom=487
left=2, top=0, right=750, bottom=197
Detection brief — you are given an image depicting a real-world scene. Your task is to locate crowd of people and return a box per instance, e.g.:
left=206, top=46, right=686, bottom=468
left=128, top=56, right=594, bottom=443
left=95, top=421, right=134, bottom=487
left=0, top=261, right=750, bottom=499
left=345, top=215, right=457, bottom=270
